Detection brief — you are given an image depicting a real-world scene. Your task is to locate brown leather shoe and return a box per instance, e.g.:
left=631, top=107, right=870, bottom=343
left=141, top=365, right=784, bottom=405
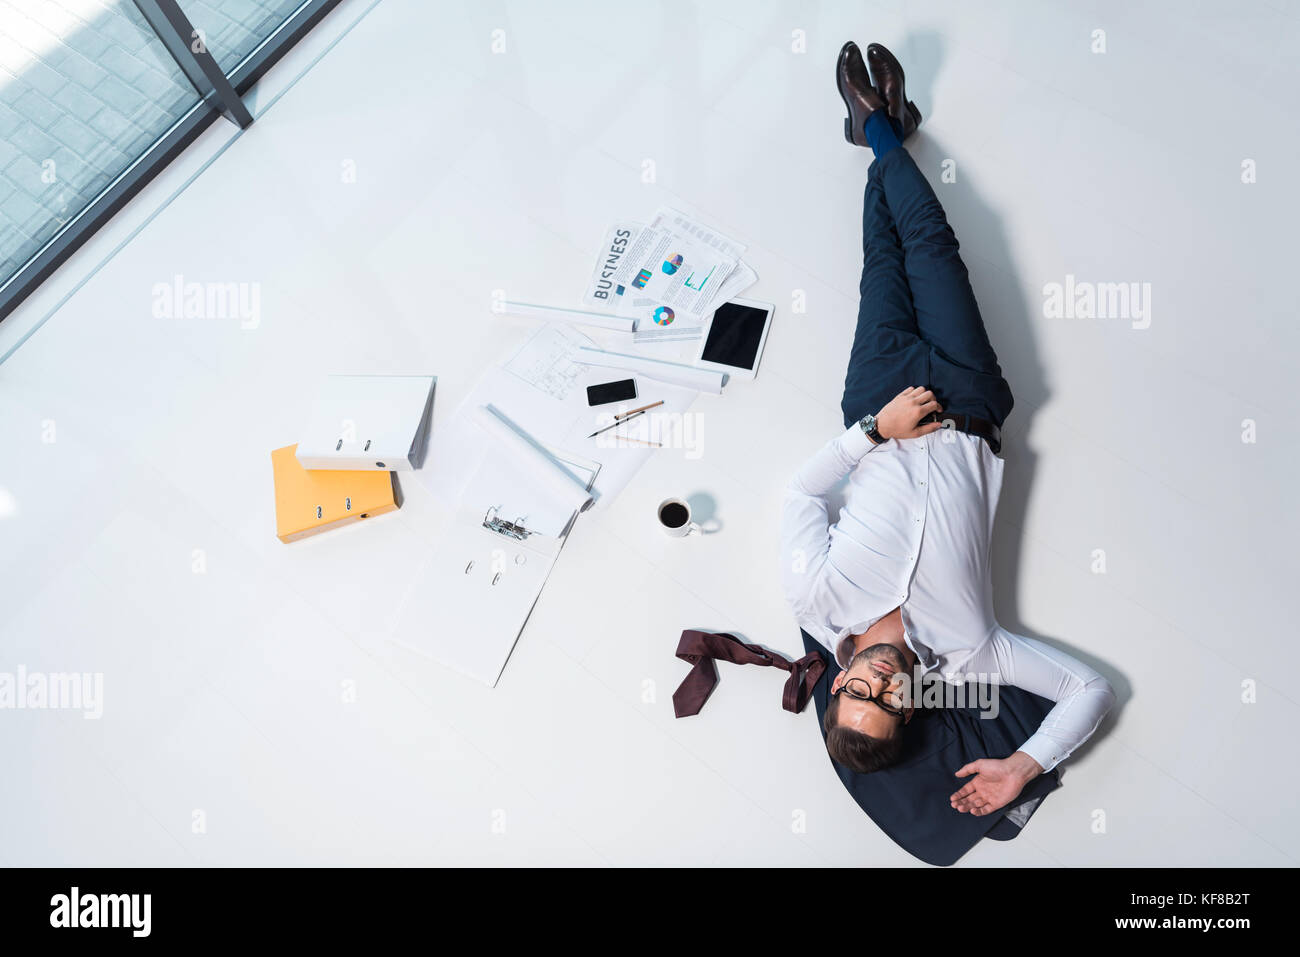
left=836, top=41, right=888, bottom=147
left=865, top=42, right=922, bottom=139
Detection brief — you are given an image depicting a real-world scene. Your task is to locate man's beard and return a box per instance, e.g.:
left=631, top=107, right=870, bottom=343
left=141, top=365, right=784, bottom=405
left=850, top=642, right=908, bottom=676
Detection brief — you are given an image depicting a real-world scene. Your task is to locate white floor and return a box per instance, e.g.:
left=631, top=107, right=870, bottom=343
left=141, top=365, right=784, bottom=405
left=2, top=0, right=1298, bottom=867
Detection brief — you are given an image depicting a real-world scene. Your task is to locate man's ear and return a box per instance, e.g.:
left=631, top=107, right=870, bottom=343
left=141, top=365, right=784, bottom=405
left=830, top=672, right=845, bottom=693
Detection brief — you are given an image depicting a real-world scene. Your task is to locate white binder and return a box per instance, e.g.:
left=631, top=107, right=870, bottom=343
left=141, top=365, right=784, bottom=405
left=295, top=374, right=435, bottom=471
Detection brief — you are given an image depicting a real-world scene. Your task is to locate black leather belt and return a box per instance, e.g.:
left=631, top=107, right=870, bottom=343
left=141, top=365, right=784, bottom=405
left=919, top=411, right=1001, bottom=454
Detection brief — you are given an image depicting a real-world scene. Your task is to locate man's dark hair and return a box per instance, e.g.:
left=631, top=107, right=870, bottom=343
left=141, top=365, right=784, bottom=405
left=824, top=693, right=905, bottom=773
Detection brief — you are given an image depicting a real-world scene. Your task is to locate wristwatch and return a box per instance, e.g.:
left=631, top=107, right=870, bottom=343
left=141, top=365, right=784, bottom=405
left=859, top=413, right=886, bottom=445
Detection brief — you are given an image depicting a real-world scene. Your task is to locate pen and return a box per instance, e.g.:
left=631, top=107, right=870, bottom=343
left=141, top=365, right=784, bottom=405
left=612, top=435, right=662, bottom=448
left=616, top=400, right=664, bottom=419
left=588, top=410, right=645, bottom=438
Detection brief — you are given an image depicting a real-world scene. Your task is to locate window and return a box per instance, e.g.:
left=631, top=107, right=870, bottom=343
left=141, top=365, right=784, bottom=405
left=0, top=0, right=341, bottom=321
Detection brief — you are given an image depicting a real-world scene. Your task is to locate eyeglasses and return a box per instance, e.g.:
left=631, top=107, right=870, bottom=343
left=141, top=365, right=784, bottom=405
left=832, top=676, right=907, bottom=718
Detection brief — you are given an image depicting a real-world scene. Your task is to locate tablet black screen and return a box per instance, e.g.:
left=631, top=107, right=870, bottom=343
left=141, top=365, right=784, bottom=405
left=700, top=301, right=769, bottom=370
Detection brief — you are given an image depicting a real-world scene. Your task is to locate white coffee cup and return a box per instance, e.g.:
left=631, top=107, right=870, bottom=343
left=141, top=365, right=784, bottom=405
left=657, top=497, right=703, bottom=537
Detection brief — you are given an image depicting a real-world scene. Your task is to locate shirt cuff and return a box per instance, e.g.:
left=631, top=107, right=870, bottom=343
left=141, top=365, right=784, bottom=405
left=841, top=421, right=879, bottom=459
left=1017, top=734, right=1064, bottom=774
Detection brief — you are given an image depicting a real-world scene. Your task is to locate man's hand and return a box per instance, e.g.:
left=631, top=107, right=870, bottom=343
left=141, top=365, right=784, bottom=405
left=876, top=387, right=945, bottom=440
left=949, top=752, right=1043, bottom=817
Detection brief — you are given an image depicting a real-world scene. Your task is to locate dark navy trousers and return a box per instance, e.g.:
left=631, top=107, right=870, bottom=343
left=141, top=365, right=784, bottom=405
left=840, top=148, right=1014, bottom=430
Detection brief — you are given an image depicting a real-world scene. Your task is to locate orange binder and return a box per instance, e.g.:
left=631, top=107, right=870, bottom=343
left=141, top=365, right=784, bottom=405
left=271, top=444, right=398, bottom=543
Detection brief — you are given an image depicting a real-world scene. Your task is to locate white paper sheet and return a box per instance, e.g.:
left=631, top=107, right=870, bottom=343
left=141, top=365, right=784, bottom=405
left=416, top=325, right=701, bottom=512
left=395, top=323, right=706, bottom=687
left=467, top=403, right=594, bottom=537
left=583, top=209, right=752, bottom=323
left=631, top=260, right=759, bottom=343
left=389, top=505, right=564, bottom=687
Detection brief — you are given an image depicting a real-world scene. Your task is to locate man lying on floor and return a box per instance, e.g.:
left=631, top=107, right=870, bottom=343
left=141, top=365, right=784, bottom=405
left=780, top=41, right=1116, bottom=818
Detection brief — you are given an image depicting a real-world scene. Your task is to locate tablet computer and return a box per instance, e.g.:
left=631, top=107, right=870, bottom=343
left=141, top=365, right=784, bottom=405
left=694, top=297, right=775, bottom=379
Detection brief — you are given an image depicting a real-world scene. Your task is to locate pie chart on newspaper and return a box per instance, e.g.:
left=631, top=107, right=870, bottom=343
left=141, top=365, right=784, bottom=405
left=652, top=306, right=675, bottom=325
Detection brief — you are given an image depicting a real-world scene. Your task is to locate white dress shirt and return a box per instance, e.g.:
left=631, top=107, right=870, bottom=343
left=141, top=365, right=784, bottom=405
left=780, top=423, right=1114, bottom=772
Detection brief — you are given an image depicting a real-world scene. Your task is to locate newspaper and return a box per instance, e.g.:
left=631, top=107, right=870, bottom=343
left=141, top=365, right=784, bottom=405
left=583, top=208, right=756, bottom=341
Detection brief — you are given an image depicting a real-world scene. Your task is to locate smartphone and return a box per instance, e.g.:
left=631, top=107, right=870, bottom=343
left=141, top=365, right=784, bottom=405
left=586, top=378, right=637, bottom=406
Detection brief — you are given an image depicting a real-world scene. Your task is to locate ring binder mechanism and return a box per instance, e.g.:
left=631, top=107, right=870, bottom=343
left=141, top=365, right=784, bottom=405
left=483, top=506, right=531, bottom=541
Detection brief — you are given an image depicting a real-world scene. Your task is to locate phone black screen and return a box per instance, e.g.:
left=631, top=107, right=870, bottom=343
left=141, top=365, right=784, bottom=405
left=586, top=378, right=637, bottom=406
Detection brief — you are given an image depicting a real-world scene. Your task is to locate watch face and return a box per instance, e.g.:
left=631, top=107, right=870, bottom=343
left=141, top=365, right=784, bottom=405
left=863, top=414, right=877, bottom=432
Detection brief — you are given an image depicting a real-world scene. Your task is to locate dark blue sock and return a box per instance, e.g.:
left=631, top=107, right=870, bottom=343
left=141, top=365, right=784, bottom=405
left=863, top=110, right=903, bottom=157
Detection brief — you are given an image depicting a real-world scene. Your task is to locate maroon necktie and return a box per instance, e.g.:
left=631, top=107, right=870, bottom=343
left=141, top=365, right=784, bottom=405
left=672, top=630, right=826, bottom=717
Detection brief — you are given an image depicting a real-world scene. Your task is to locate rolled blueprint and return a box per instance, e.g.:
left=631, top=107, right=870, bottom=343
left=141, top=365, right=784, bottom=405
left=498, top=300, right=635, bottom=333
left=575, top=346, right=725, bottom=394
left=472, top=404, right=594, bottom=516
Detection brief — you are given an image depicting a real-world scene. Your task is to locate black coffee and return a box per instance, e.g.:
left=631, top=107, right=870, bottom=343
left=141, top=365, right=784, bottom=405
left=659, top=502, right=689, bottom=528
